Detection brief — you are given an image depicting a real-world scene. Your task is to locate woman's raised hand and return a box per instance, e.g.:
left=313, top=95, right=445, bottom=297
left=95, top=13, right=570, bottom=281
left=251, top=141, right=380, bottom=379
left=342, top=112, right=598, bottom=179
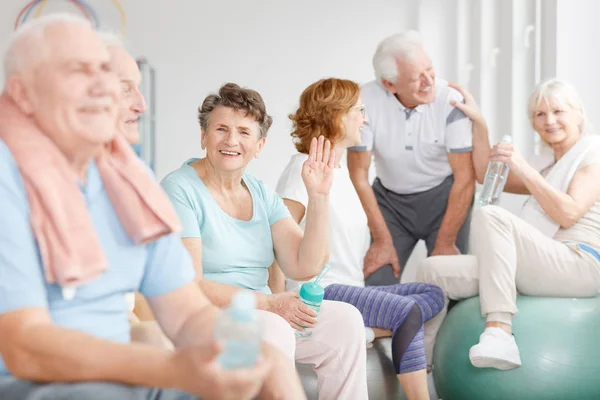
left=301, top=135, right=335, bottom=197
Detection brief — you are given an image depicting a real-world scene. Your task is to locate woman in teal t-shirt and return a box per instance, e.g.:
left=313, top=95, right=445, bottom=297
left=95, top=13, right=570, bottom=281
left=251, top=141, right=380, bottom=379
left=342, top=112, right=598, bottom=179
left=161, top=83, right=368, bottom=400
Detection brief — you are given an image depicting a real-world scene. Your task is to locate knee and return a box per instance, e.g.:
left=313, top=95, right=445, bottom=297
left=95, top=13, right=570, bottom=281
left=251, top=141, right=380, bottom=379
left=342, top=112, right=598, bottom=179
left=427, top=285, right=445, bottom=313
left=320, top=301, right=365, bottom=345
left=472, top=205, right=507, bottom=228
left=402, top=303, right=423, bottom=331
left=417, top=257, right=444, bottom=286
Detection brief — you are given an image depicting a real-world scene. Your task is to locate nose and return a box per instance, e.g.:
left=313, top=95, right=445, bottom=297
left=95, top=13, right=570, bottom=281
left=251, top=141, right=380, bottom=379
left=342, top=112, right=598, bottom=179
left=132, top=90, right=147, bottom=114
left=422, top=72, right=434, bottom=87
left=546, top=112, right=557, bottom=124
left=225, top=130, right=239, bottom=146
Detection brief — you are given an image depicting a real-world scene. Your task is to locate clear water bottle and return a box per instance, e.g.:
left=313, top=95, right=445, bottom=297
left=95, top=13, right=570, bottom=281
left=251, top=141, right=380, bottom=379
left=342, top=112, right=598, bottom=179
left=215, top=290, right=261, bottom=369
left=478, top=135, right=512, bottom=207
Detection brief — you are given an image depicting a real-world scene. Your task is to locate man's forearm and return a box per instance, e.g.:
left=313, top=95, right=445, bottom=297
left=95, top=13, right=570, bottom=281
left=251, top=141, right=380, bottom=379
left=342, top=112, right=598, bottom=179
left=435, top=179, right=475, bottom=247
left=298, top=194, right=330, bottom=274
left=7, top=323, right=177, bottom=387
left=171, top=304, right=219, bottom=348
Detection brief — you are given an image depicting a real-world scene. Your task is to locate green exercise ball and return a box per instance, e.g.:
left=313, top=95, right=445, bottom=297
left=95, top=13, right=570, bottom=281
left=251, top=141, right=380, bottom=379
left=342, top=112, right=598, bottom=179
left=433, top=296, right=600, bottom=400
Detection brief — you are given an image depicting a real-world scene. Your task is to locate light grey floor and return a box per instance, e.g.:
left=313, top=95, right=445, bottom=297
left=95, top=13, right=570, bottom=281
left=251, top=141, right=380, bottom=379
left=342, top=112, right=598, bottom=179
left=297, top=337, right=408, bottom=400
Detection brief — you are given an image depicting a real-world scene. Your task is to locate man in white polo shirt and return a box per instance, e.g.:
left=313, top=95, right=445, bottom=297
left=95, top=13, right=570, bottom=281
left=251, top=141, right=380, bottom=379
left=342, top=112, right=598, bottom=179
left=349, top=31, right=476, bottom=286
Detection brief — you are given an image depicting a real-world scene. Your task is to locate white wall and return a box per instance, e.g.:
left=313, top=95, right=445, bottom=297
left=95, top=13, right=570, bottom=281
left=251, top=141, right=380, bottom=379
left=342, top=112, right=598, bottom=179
left=555, top=0, right=600, bottom=134
left=0, top=0, right=469, bottom=185
left=0, top=0, right=444, bottom=282
left=1, top=0, right=594, bottom=281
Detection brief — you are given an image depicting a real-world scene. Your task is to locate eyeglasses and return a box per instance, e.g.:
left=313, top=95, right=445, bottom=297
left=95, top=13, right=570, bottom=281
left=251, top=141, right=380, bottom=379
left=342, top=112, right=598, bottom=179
left=351, top=104, right=367, bottom=119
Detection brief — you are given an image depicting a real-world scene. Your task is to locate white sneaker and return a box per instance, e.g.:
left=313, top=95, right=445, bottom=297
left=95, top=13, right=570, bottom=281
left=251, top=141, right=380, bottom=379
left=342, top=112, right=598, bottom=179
left=469, top=327, right=522, bottom=370
left=365, top=327, right=375, bottom=348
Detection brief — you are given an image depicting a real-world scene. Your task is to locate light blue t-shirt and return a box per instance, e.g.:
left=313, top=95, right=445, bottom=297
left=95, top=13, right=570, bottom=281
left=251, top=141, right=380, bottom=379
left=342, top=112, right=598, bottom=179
left=160, top=159, right=291, bottom=295
left=0, top=140, right=195, bottom=376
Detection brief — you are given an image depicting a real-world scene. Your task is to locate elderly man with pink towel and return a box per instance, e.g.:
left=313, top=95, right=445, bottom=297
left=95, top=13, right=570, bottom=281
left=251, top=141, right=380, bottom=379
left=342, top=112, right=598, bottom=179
left=0, top=13, right=305, bottom=400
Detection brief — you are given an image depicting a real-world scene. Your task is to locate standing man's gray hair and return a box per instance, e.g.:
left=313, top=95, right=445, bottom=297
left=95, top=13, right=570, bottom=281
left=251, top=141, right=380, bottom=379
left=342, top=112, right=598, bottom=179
left=3, top=13, right=91, bottom=84
left=372, top=30, right=425, bottom=84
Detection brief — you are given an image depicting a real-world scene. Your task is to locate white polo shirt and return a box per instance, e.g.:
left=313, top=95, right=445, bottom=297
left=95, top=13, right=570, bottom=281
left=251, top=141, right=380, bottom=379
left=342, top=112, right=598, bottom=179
left=351, top=79, right=472, bottom=194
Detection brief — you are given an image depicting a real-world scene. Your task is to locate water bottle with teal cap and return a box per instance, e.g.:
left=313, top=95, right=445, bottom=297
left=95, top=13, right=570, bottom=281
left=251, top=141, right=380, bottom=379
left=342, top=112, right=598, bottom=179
left=296, top=264, right=330, bottom=338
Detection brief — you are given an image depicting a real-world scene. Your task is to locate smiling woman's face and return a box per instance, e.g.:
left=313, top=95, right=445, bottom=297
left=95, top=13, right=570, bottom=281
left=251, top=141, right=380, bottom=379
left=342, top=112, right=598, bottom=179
left=201, top=106, right=266, bottom=173
left=533, top=97, right=582, bottom=145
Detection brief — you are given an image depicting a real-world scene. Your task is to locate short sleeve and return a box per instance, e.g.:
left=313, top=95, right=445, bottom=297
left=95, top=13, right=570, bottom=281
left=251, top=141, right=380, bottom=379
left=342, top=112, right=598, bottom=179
left=0, top=144, right=48, bottom=314
left=275, top=156, right=309, bottom=208
left=348, top=121, right=374, bottom=152
left=256, top=179, right=291, bottom=225
left=139, top=232, right=196, bottom=298
left=445, top=88, right=473, bottom=154
left=161, top=177, right=202, bottom=239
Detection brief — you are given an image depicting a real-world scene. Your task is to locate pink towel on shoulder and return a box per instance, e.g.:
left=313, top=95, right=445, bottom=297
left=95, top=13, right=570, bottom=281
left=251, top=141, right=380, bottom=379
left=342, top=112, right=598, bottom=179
left=0, top=94, right=181, bottom=288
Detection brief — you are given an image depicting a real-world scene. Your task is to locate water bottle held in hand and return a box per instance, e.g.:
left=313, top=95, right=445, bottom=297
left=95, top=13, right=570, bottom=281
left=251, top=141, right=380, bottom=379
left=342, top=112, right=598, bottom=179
left=296, top=264, right=330, bottom=338
left=216, top=290, right=262, bottom=369
left=478, top=135, right=512, bottom=207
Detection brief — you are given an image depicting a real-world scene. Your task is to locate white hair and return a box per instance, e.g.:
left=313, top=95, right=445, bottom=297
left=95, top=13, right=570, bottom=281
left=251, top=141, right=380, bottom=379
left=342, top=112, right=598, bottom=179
left=97, top=31, right=125, bottom=49
left=527, top=79, right=592, bottom=136
left=3, top=13, right=92, bottom=82
left=372, top=30, right=426, bottom=84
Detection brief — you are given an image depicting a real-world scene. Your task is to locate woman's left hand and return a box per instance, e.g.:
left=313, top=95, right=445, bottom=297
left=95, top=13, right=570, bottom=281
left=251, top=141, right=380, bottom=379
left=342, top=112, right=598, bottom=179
left=490, top=141, right=528, bottom=177
left=302, top=135, right=336, bottom=197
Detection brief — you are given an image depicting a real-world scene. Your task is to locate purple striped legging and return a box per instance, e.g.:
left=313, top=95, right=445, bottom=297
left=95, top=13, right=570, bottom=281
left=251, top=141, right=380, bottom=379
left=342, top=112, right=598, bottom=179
left=324, top=282, right=444, bottom=374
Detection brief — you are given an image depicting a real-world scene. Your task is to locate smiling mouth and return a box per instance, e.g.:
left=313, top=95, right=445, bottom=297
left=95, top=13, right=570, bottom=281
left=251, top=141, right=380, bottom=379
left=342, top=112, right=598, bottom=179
left=125, top=118, right=139, bottom=124
left=219, top=150, right=241, bottom=156
left=80, top=106, right=111, bottom=114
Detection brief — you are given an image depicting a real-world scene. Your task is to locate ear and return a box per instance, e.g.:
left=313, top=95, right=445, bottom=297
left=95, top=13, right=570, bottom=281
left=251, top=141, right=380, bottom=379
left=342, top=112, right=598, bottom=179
left=6, top=76, right=35, bottom=115
left=200, top=128, right=207, bottom=150
left=381, top=78, right=397, bottom=94
left=254, top=136, right=267, bottom=158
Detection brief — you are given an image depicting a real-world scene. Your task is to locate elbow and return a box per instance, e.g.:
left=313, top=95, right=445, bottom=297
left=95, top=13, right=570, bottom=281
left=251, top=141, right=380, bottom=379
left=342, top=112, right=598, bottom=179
left=2, top=347, right=42, bottom=381
left=558, top=214, right=579, bottom=229
left=557, top=207, right=583, bottom=229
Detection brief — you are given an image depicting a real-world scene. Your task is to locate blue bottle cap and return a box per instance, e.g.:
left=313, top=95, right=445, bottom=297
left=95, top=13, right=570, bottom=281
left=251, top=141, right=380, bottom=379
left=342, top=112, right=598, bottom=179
left=299, top=282, right=324, bottom=303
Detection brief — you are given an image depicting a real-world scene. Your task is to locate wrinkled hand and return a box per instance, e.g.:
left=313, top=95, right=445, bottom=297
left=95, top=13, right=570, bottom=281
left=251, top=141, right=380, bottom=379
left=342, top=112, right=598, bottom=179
left=266, top=292, right=317, bottom=331
left=172, top=340, right=271, bottom=400
left=302, top=135, right=336, bottom=197
left=430, top=243, right=460, bottom=257
left=490, top=141, right=528, bottom=176
left=363, top=240, right=400, bottom=279
left=448, top=82, right=485, bottom=127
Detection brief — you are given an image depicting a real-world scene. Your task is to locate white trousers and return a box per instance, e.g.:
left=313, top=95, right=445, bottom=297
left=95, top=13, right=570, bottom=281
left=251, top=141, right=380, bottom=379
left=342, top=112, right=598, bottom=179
left=417, top=205, right=600, bottom=366
left=259, top=300, right=368, bottom=400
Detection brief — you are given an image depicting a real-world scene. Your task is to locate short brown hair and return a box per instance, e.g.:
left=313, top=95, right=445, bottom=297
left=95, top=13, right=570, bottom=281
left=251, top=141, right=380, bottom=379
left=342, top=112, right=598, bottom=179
left=290, top=78, right=360, bottom=154
left=198, top=83, right=273, bottom=138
